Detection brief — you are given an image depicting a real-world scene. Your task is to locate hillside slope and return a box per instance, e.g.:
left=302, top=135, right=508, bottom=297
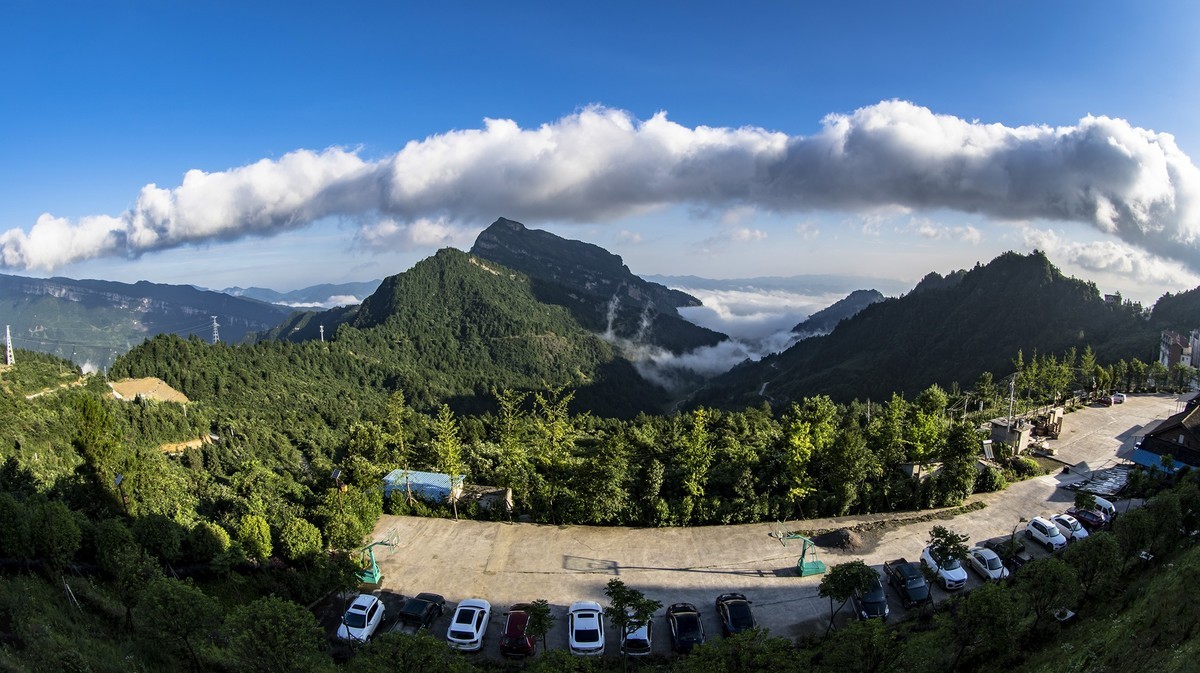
left=694, top=251, right=1158, bottom=406
left=115, top=249, right=667, bottom=417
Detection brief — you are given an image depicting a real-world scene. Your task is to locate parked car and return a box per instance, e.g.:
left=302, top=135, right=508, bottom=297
left=1026, top=516, right=1068, bottom=551
left=983, top=536, right=1034, bottom=573
left=1092, top=495, right=1118, bottom=521
left=391, top=592, right=445, bottom=634
left=883, top=558, right=931, bottom=608
left=967, top=547, right=1010, bottom=582
left=337, top=593, right=385, bottom=643
left=714, top=593, right=757, bottom=636
left=1066, top=506, right=1109, bottom=531
left=920, top=545, right=967, bottom=591
left=851, top=569, right=890, bottom=620
left=499, top=603, right=536, bottom=659
left=666, top=603, right=706, bottom=654
left=568, top=601, right=605, bottom=656
left=620, top=607, right=653, bottom=657
left=1052, top=513, right=1090, bottom=543
left=447, top=598, right=491, bottom=652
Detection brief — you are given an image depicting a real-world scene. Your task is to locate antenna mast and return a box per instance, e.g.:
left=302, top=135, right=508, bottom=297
left=4, top=325, right=13, bottom=366
left=210, top=316, right=220, bottom=344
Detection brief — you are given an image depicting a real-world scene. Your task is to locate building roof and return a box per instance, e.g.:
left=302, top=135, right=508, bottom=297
left=1138, top=403, right=1200, bottom=468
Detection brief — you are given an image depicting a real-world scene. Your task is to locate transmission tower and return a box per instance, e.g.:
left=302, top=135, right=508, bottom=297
left=4, top=325, right=13, bottom=366
left=210, top=316, right=220, bottom=344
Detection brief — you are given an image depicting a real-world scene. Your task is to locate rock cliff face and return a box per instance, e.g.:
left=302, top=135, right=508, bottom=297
left=470, top=218, right=726, bottom=353
left=471, top=218, right=701, bottom=312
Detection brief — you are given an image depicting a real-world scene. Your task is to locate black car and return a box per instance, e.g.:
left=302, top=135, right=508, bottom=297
left=1067, top=506, right=1109, bottom=531
left=391, top=592, right=446, bottom=634
left=714, top=593, right=757, bottom=636
left=851, top=571, right=889, bottom=620
left=666, top=603, right=706, bottom=654
left=984, top=537, right=1034, bottom=573
left=882, top=559, right=930, bottom=609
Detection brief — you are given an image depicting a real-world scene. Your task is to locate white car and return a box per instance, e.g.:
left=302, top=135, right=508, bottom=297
left=336, top=593, right=385, bottom=643
left=568, top=601, right=605, bottom=656
left=968, top=547, right=1010, bottom=582
left=920, top=545, right=967, bottom=591
left=446, top=598, right=491, bottom=652
left=620, top=607, right=653, bottom=657
left=1026, top=516, right=1069, bottom=551
left=1052, top=514, right=1090, bottom=543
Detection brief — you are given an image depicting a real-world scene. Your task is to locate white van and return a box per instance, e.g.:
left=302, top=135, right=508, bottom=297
left=1092, top=495, right=1117, bottom=521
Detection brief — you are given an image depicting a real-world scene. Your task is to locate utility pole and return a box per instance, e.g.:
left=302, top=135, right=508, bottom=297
left=1007, top=374, right=1017, bottom=427
left=210, top=316, right=220, bottom=344
left=4, top=325, right=13, bottom=366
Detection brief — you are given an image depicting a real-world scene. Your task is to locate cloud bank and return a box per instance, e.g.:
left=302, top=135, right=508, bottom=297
left=4, top=100, right=1199, bottom=271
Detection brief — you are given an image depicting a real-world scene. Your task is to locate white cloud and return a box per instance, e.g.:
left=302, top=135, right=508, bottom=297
left=1024, top=227, right=1200, bottom=287
left=616, top=229, right=643, bottom=244
left=4, top=100, right=1199, bottom=272
left=907, top=217, right=982, bottom=243
left=357, top=217, right=477, bottom=250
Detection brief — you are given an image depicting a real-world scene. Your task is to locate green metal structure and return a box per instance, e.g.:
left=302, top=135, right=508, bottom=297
left=773, top=528, right=827, bottom=577
left=355, top=530, right=398, bottom=584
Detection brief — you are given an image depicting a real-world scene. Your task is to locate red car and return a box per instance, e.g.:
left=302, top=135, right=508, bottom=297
left=500, top=603, right=536, bottom=658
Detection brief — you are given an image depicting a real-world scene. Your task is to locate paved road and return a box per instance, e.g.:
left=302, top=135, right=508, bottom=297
left=357, top=393, right=1180, bottom=658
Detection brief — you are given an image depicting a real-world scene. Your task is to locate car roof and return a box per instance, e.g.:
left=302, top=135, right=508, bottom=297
left=669, top=603, right=699, bottom=613
left=717, top=593, right=748, bottom=602
left=457, top=598, right=490, bottom=611
left=570, top=600, right=602, bottom=613
left=349, top=594, right=377, bottom=609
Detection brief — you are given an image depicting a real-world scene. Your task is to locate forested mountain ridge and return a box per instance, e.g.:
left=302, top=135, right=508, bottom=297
left=0, top=272, right=290, bottom=369
left=115, top=248, right=667, bottom=418
left=470, top=217, right=727, bottom=353
left=694, top=251, right=1162, bottom=407
left=792, top=289, right=885, bottom=335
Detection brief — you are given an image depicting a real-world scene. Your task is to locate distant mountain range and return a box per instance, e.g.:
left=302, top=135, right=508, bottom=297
left=0, top=273, right=291, bottom=369
left=221, top=281, right=381, bottom=308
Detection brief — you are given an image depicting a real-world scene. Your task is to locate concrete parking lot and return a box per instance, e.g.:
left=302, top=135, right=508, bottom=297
left=350, top=393, right=1180, bottom=658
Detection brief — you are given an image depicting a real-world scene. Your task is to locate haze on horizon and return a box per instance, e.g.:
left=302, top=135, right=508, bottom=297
left=3, top=2, right=1199, bottom=307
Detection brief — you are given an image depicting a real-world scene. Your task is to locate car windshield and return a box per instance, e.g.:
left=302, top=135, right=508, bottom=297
left=905, top=576, right=925, bottom=589
left=575, top=628, right=600, bottom=643
left=987, top=556, right=1003, bottom=571
left=344, top=609, right=367, bottom=629
left=1046, top=524, right=1061, bottom=537
left=942, top=557, right=961, bottom=570
left=449, top=629, right=475, bottom=640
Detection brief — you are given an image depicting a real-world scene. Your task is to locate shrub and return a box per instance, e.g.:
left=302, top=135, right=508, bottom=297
left=974, top=465, right=1007, bottom=493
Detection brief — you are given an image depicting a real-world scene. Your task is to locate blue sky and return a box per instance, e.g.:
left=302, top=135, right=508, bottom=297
left=3, top=1, right=1200, bottom=305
